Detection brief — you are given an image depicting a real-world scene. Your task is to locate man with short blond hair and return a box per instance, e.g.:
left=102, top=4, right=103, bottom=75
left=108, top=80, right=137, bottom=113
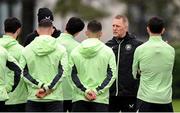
left=106, top=15, right=142, bottom=112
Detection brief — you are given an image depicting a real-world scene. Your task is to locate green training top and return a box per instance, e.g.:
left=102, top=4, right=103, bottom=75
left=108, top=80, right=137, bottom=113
left=0, top=46, right=21, bottom=101
left=0, top=35, right=27, bottom=105
left=132, top=35, right=175, bottom=104
left=56, top=33, right=80, bottom=100
left=19, top=35, right=68, bottom=102
left=70, top=38, right=117, bottom=104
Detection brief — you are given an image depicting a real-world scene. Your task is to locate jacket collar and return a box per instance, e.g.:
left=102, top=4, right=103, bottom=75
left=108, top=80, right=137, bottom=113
left=112, top=32, right=133, bottom=44
left=149, top=35, right=162, bottom=42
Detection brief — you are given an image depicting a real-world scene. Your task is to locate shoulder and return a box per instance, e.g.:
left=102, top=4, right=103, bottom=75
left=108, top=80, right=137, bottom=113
left=103, top=44, right=114, bottom=52
left=106, top=37, right=117, bottom=47
left=56, top=44, right=67, bottom=53
left=0, top=46, right=7, bottom=52
left=14, top=43, right=24, bottom=52
left=52, top=27, right=61, bottom=38
left=134, top=42, right=146, bottom=53
left=0, top=46, right=8, bottom=58
left=26, top=30, right=38, bottom=39
left=22, top=43, right=32, bottom=54
left=24, top=31, right=39, bottom=46
left=70, top=45, right=80, bottom=56
left=0, top=38, right=5, bottom=46
left=164, top=42, right=175, bottom=53
left=128, top=33, right=143, bottom=46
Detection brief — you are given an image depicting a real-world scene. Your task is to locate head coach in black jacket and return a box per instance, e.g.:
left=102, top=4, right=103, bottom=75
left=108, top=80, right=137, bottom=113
left=106, top=15, right=143, bottom=112
left=23, top=7, right=61, bottom=47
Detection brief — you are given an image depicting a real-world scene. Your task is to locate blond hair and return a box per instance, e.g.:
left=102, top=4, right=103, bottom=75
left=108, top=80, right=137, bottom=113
left=114, top=15, right=129, bottom=27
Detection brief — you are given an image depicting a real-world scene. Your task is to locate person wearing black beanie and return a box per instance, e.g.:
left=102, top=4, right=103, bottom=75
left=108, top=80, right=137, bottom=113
left=37, top=8, right=54, bottom=23
left=23, top=7, right=61, bottom=47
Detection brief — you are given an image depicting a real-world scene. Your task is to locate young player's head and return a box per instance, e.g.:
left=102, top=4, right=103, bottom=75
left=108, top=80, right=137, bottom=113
left=65, top=17, right=85, bottom=36
left=147, top=16, right=165, bottom=35
left=4, top=17, right=22, bottom=35
left=38, top=18, right=53, bottom=35
left=86, top=20, right=102, bottom=39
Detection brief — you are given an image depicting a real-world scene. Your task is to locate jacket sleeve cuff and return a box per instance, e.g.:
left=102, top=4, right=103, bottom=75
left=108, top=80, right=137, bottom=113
left=86, top=89, right=102, bottom=96
left=38, top=82, right=44, bottom=89
left=96, top=90, right=103, bottom=95
left=43, top=84, right=51, bottom=92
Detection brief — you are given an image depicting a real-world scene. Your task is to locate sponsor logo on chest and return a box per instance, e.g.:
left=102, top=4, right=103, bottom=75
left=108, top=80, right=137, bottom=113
left=125, top=44, right=132, bottom=51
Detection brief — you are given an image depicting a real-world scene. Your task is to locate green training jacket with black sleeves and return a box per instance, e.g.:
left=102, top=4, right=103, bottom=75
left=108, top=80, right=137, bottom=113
left=19, top=35, right=68, bottom=102
left=0, top=35, right=28, bottom=105
left=69, top=38, right=117, bottom=104
left=0, top=46, right=21, bottom=101
left=56, top=33, right=80, bottom=100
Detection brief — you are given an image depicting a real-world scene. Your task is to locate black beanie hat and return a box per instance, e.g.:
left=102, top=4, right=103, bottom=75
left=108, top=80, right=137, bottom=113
left=37, top=8, right=54, bottom=23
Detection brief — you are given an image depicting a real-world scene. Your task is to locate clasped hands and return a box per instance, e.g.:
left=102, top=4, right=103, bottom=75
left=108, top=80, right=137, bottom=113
left=35, top=87, right=53, bottom=99
left=85, top=89, right=97, bottom=101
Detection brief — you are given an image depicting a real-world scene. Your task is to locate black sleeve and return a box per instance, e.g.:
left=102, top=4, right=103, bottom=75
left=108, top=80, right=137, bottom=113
left=6, top=61, right=21, bottom=92
left=23, top=65, right=43, bottom=87
left=105, top=40, right=113, bottom=47
left=71, top=65, right=86, bottom=92
left=48, top=64, right=63, bottom=89
left=23, top=35, right=33, bottom=47
left=96, top=65, right=113, bottom=92
left=105, top=38, right=117, bottom=49
left=51, top=27, right=61, bottom=38
left=23, top=31, right=38, bottom=47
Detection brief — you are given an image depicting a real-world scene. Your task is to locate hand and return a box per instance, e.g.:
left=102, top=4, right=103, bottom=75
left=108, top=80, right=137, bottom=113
left=35, top=88, right=53, bottom=99
left=35, top=88, right=46, bottom=99
left=85, top=90, right=97, bottom=101
left=89, top=90, right=96, bottom=100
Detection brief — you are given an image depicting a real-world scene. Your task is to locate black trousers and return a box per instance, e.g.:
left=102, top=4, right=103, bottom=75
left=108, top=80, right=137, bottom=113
left=137, top=99, right=174, bottom=112
left=109, top=96, right=137, bottom=112
left=26, top=100, right=63, bottom=112
left=5, top=103, right=26, bottom=112
left=0, top=101, right=5, bottom=112
left=63, top=100, right=72, bottom=112
left=72, top=100, right=108, bottom=112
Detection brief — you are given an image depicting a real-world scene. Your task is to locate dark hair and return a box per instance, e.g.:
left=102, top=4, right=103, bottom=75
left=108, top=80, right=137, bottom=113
left=38, top=18, right=53, bottom=27
left=65, top=17, right=85, bottom=35
left=4, top=17, right=21, bottom=33
left=147, top=16, right=164, bottom=34
left=37, top=8, right=54, bottom=23
left=87, top=20, right=102, bottom=33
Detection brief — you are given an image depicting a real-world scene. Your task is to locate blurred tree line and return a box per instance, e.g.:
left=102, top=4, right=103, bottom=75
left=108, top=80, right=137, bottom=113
left=53, top=0, right=109, bottom=20
left=4, top=0, right=180, bottom=43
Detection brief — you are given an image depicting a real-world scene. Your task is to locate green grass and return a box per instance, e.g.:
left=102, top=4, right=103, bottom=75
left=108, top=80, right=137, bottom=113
left=173, top=99, right=180, bottom=112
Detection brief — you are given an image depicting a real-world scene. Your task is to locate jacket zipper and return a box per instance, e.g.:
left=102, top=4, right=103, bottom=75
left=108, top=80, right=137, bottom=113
left=115, top=39, right=124, bottom=96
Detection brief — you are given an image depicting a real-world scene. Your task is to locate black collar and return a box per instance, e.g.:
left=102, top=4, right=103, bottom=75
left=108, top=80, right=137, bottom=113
left=113, top=32, right=131, bottom=44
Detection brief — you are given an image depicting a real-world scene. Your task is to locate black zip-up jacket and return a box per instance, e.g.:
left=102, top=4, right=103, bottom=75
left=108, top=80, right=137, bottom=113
left=23, top=27, right=61, bottom=47
left=106, top=32, right=143, bottom=97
